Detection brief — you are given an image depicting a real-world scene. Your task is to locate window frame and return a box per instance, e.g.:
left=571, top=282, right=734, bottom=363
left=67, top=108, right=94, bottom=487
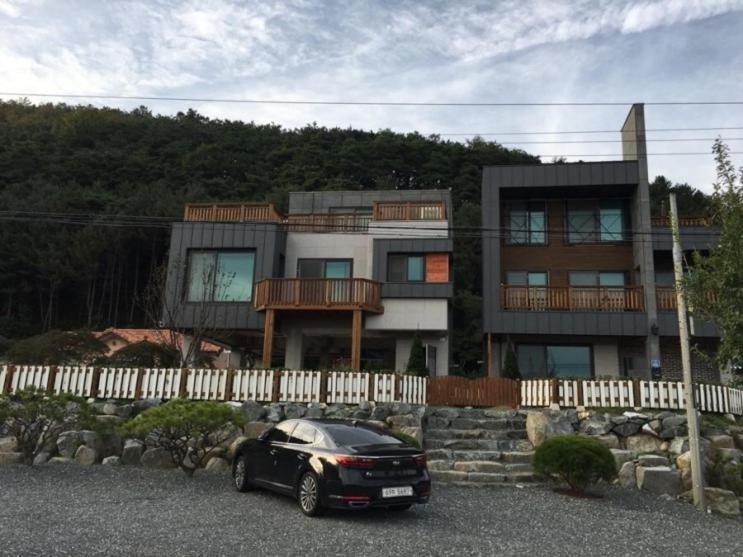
left=565, top=198, right=631, bottom=244
left=504, top=201, right=548, bottom=246
left=387, top=253, right=426, bottom=283
left=567, top=270, right=628, bottom=287
left=505, top=270, right=549, bottom=286
left=296, top=258, right=354, bottom=279
left=184, top=249, right=256, bottom=303
left=515, top=343, right=595, bottom=379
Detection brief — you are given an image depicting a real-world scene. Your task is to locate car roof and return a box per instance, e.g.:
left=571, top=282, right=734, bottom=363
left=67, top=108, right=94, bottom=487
left=287, top=418, right=383, bottom=431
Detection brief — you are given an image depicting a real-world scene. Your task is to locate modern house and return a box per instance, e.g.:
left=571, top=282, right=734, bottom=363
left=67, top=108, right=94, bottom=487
left=163, top=190, right=453, bottom=374
left=482, top=104, right=721, bottom=382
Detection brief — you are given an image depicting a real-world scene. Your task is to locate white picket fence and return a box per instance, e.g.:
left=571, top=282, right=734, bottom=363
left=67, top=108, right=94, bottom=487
left=0, top=364, right=426, bottom=405
left=520, top=378, right=743, bottom=415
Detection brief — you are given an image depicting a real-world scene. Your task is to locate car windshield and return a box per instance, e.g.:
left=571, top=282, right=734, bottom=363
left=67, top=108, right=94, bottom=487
left=323, top=425, right=404, bottom=447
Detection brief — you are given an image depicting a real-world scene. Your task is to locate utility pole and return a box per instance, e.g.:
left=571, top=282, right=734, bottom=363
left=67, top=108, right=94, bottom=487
left=670, top=193, right=705, bottom=510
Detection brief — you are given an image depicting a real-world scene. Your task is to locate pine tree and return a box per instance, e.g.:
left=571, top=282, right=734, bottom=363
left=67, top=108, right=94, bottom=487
left=406, top=331, right=429, bottom=377
left=502, top=337, right=522, bottom=380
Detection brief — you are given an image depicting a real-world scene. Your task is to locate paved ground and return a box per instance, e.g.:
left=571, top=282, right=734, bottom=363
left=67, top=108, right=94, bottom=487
left=0, top=465, right=741, bottom=557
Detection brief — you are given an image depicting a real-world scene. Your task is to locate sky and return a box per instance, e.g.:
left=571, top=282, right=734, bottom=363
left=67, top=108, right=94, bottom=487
left=1, top=0, right=743, bottom=191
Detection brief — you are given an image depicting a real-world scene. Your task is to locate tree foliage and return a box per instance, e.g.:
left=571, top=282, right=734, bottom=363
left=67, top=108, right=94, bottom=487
left=533, top=435, right=617, bottom=493
left=685, top=141, right=743, bottom=375
left=501, top=337, right=521, bottom=380
left=0, top=100, right=538, bottom=373
left=118, top=399, right=244, bottom=476
left=650, top=175, right=711, bottom=218
left=5, top=329, right=108, bottom=364
left=106, top=340, right=180, bottom=368
left=406, top=331, right=429, bottom=377
left=0, top=387, right=98, bottom=464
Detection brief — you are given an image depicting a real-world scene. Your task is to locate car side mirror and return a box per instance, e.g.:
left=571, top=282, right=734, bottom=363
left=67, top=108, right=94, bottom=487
left=258, top=431, right=269, bottom=442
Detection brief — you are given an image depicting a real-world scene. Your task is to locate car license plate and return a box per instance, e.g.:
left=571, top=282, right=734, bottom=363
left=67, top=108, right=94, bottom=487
left=381, top=486, right=414, bottom=498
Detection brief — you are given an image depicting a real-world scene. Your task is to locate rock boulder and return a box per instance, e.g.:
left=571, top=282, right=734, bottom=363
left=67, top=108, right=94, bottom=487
left=525, top=411, right=574, bottom=447
left=74, top=445, right=98, bottom=466
left=141, top=447, right=176, bottom=469
left=56, top=431, right=82, bottom=459
left=704, top=487, right=740, bottom=516
left=120, top=439, right=144, bottom=465
left=636, top=466, right=682, bottom=496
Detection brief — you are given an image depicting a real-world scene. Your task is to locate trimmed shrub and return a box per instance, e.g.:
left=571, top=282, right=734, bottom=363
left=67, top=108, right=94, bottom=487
left=391, top=429, right=421, bottom=448
left=118, top=399, right=244, bottom=476
left=0, top=387, right=98, bottom=464
left=106, top=340, right=179, bottom=367
left=406, top=331, right=429, bottom=377
left=533, top=435, right=617, bottom=493
left=6, top=329, right=107, bottom=365
left=501, top=337, right=521, bottom=380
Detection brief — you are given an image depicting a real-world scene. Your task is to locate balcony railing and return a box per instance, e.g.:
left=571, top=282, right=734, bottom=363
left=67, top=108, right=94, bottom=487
left=184, top=203, right=283, bottom=223
left=285, top=213, right=371, bottom=232
left=656, top=286, right=677, bottom=311
left=253, top=278, right=383, bottom=313
left=501, top=285, right=645, bottom=312
left=651, top=216, right=711, bottom=227
left=372, top=201, right=446, bottom=221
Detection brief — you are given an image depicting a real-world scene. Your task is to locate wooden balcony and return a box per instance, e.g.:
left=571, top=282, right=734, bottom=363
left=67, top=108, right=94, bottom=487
left=184, top=203, right=283, bottom=223
left=651, top=216, right=711, bottom=227
left=656, top=286, right=677, bottom=311
left=373, top=201, right=446, bottom=221
left=285, top=213, right=371, bottom=232
left=253, top=278, right=383, bottom=313
left=501, top=285, right=645, bottom=312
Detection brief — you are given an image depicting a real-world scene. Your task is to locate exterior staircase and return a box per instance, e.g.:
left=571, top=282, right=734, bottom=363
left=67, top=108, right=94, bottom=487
left=424, top=407, right=538, bottom=485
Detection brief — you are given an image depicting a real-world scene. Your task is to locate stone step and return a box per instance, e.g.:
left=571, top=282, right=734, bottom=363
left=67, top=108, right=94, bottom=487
left=424, top=438, right=533, bottom=452
left=425, top=429, right=528, bottom=441
left=426, top=408, right=526, bottom=421
left=501, top=451, right=535, bottom=464
left=451, top=450, right=503, bottom=461
left=430, top=470, right=540, bottom=484
left=427, top=417, right=526, bottom=431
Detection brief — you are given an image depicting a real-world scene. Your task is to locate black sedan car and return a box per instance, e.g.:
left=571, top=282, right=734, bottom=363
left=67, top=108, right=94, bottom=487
left=232, top=418, right=431, bottom=516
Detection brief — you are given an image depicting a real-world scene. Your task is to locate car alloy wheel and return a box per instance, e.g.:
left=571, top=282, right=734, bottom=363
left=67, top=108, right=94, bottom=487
left=298, top=472, right=323, bottom=516
left=233, top=456, right=252, bottom=492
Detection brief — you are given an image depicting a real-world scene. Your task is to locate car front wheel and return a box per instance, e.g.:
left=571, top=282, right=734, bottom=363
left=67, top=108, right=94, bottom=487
left=297, top=471, right=324, bottom=516
left=233, top=455, right=253, bottom=492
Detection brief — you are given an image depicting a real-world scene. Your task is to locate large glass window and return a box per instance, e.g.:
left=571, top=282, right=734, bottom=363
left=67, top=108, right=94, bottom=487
left=568, top=271, right=626, bottom=286
left=297, top=259, right=352, bottom=279
left=506, top=201, right=546, bottom=245
left=517, top=344, right=592, bottom=378
left=506, top=271, right=548, bottom=286
left=187, top=251, right=255, bottom=302
left=388, top=254, right=424, bottom=282
left=567, top=199, right=629, bottom=243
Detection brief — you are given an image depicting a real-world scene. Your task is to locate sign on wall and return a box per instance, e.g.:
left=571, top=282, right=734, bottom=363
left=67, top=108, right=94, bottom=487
left=425, top=253, right=449, bottom=282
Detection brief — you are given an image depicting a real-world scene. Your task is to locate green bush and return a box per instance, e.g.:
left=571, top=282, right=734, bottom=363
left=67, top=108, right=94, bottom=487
left=118, top=399, right=244, bottom=476
left=391, top=429, right=421, bottom=448
left=6, top=330, right=108, bottom=365
left=406, top=331, right=429, bottom=377
left=0, top=387, right=98, bottom=464
left=105, top=340, right=179, bottom=367
left=533, top=435, right=618, bottom=493
left=501, top=337, right=521, bottom=380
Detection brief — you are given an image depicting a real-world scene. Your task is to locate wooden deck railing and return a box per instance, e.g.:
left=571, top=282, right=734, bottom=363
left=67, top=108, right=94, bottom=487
left=253, top=278, right=383, bottom=313
left=501, top=285, right=645, bottom=311
left=373, top=201, right=446, bottom=221
left=184, top=203, right=283, bottom=222
left=651, top=216, right=711, bottom=227
left=285, top=213, right=371, bottom=232
left=656, top=286, right=677, bottom=310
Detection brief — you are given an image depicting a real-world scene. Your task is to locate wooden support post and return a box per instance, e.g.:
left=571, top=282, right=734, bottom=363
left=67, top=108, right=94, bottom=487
left=351, top=309, right=362, bottom=371
left=46, top=365, right=58, bottom=394
left=3, top=364, right=15, bottom=395
left=179, top=368, right=189, bottom=398
left=272, top=370, right=282, bottom=403
left=551, top=379, right=560, bottom=405
left=367, top=373, right=375, bottom=403
left=225, top=369, right=235, bottom=401
left=486, top=333, right=493, bottom=377
left=262, top=309, right=275, bottom=369
left=90, top=367, right=102, bottom=399
left=319, top=370, right=329, bottom=403
left=134, top=368, right=144, bottom=400
left=632, top=379, right=641, bottom=408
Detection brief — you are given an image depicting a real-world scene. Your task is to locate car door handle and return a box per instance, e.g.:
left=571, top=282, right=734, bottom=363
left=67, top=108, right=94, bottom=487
left=297, top=454, right=307, bottom=461
left=269, top=449, right=278, bottom=456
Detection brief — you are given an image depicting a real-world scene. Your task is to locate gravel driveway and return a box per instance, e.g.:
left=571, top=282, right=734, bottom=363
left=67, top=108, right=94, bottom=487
left=0, top=464, right=741, bottom=557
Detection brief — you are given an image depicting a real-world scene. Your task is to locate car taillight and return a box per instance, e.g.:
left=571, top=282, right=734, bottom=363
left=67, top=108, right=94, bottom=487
left=414, top=454, right=427, bottom=467
left=334, top=455, right=375, bottom=469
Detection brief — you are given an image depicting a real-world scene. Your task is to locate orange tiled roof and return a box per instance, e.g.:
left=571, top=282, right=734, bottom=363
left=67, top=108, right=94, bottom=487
left=94, top=328, right=222, bottom=353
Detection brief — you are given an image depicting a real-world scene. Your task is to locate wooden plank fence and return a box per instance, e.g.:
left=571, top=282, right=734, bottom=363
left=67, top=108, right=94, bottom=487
left=1, top=363, right=741, bottom=415
left=0, top=365, right=427, bottom=406
left=520, top=378, right=743, bottom=415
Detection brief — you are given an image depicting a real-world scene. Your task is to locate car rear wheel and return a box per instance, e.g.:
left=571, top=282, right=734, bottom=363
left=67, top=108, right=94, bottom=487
left=298, top=471, right=324, bottom=516
left=233, top=455, right=253, bottom=492
left=388, top=504, right=412, bottom=511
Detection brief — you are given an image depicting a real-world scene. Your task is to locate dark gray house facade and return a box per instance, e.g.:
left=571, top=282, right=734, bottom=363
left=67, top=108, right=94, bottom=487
left=482, top=104, right=721, bottom=382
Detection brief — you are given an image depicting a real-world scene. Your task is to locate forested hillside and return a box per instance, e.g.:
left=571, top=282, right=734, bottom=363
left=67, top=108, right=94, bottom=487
left=0, top=100, right=539, bottom=372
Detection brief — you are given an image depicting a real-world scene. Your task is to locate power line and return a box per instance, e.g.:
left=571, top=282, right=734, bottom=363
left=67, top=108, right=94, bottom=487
left=2, top=92, right=743, bottom=107
left=530, top=152, right=742, bottom=157
left=437, top=126, right=743, bottom=136
left=498, top=137, right=743, bottom=145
